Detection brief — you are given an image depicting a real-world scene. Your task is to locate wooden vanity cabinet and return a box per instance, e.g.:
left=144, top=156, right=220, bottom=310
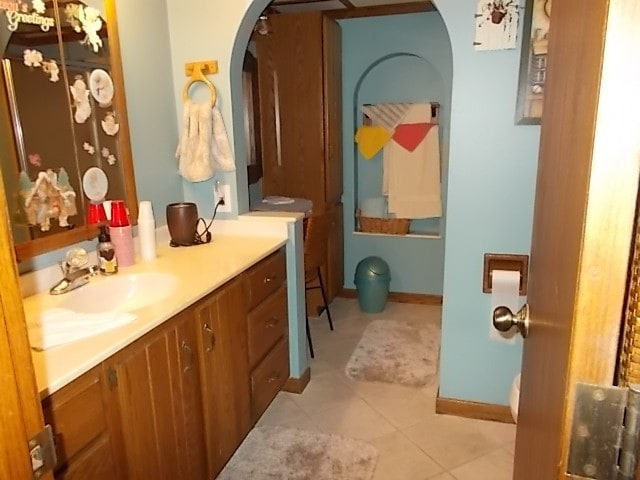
left=102, top=309, right=207, bottom=480
left=245, top=250, right=289, bottom=423
left=193, top=276, right=252, bottom=478
left=41, top=248, right=290, bottom=480
left=41, top=365, right=120, bottom=480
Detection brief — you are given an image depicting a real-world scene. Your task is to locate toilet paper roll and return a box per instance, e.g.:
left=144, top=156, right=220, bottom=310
left=490, top=269, right=521, bottom=344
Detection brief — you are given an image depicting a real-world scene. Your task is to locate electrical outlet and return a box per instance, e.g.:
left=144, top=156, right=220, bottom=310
left=214, top=182, right=231, bottom=213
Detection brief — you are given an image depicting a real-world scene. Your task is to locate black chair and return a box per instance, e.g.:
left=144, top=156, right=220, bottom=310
left=303, top=212, right=334, bottom=358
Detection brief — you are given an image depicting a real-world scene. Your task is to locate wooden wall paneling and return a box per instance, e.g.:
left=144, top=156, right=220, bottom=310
left=323, top=15, right=343, bottom=206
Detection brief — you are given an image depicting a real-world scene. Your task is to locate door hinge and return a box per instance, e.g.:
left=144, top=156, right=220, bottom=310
left=29, top=424, right=56, bottom=479
left=567, top=383, right=640, bottom=480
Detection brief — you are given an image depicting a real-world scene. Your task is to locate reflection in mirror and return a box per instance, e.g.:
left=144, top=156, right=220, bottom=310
left=0, top=0, right=137, bottom=261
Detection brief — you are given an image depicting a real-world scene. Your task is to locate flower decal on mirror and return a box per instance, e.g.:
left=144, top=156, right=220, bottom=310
left=23, top=49, right=43, bottom=68
left=64, top=4, right=103, bottom=53
left=69, top=75, right=91, bottom=124
left=22, top=50, right=60, bottom=82
left=101, top=112, right=119, bottom=136
left=100, top=146, right=117, bottom=165
left=42, top=60, right=59, bottom=82
left=32, top=0, right=45, bottom=14
left=82, top=142, right=95, bottom=155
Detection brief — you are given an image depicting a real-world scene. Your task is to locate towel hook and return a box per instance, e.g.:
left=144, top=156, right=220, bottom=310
left=182, top=60, right=218, bottom=106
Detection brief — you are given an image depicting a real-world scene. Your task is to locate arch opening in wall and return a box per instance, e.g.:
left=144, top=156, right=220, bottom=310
left=229, top=0, right=272, bottom=214
left=352, top=52, right=450, bottom=238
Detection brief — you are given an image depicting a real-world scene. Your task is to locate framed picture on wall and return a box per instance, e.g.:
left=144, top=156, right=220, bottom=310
left=515, top=0, right=552, bottom=125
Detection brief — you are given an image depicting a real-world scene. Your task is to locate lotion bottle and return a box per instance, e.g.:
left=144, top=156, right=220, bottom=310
left=97, top=225, right=118, bottom=275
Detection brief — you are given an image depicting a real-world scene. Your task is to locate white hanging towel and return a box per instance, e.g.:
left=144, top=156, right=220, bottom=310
left=210, top=105, right=235, bottom=172
left=384, top=103, right=442, bottom=219
left=176, top=100, right=235, bottom=182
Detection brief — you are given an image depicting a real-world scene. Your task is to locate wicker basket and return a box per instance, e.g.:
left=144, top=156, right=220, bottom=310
left=357, top=210, right=410, bottom=235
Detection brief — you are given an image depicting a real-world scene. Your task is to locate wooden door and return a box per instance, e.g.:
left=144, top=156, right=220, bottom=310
left=326, top=202, right=344, bottom=300
left=256, top=12, right=327, bottom=209
left=323, top=15, right=343, bottom=206
left=194, top=277, right=251, bottom=478
left=0, top=168, right=52, bottom=478
left=105, top=310, right=206, bottom=480
left=513, top=0, right=640, bottom=478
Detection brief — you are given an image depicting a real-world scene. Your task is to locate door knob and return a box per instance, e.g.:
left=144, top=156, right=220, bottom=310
left=493, top=304, right=530, bottom=338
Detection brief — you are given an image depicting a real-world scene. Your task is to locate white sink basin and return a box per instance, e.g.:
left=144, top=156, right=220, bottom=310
left=58, top=272, right=179, bottom=314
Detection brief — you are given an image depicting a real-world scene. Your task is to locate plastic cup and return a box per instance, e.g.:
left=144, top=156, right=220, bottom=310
left=110, top=200, right=130, bottom=227
left=87, top=202, right=106, bottom=225
left=138, top=201, right=153, bottom=222
left=109, top=225, right=134, bottom=266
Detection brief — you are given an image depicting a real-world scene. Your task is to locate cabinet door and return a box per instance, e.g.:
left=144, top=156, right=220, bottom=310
left=42, top=366, right=120, bottom=480
left=194, top=277, right=251, bottom=478
left=323, top=15, right=343, bottom=206
left=255, top=26, right=284, bottom=196
left=257, top=12, right=327, bottom=209
left=327, top=202, right=344, bottom=301
left=104, top=311, right=206, bottom=480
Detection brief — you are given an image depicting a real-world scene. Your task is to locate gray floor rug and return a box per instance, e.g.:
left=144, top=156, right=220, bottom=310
left=345, top=319, right=440, bottom=387
left=217, top=426, right=378, bottom=480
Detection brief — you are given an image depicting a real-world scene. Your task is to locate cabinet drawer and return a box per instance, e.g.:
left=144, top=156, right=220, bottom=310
left=248, top=286, right=288, bottom=368
left=41, top=367, right=110, bottom=470
left=250, top=337, right=290, bottom=422
left=246, top=249, right=286, bottom=309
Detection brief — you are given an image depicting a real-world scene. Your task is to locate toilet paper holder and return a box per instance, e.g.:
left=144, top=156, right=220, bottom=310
left=483, top=253, right=529, bottom=295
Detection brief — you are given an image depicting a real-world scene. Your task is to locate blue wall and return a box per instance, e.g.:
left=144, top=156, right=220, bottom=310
left=116, top=0, right=182, bottom=222
left=341, top=12, right=452, bottom=296
left=435, top=1, right=540, bottom=405
left=163, top=0, right=540, bottom=405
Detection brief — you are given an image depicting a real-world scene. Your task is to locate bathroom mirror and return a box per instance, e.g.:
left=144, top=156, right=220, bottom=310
left=0, top=0, right=137, bottom=261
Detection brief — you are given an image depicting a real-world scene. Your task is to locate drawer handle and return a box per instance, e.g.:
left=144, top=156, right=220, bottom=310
left=263, top=274, right=276, bottom=284
left=181, top=340, right=194, bottom=373
left=203, top=323, right=216, bottom=352
left=267, top=372, right=281, bottom=384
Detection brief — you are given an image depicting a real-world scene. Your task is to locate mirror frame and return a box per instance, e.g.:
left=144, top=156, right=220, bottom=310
left=0, top=0, right=138, bottom=262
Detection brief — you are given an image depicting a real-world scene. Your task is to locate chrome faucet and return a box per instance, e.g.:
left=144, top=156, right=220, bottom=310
left=49, top=248, right=99, bottom=295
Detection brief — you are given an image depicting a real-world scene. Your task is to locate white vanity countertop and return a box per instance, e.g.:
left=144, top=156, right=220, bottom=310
left=24, top=234, right=287, bottom=398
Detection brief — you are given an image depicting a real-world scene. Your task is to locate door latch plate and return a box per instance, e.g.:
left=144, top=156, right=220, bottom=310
left=29, top=424, right=56, bottom=478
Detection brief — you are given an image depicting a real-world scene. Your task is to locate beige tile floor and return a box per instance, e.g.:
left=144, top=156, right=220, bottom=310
left=255, top=298, right=516, bottom=480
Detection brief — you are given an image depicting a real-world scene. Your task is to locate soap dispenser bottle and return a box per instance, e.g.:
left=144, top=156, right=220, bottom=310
left=98, top=225, right=118, bottom=275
